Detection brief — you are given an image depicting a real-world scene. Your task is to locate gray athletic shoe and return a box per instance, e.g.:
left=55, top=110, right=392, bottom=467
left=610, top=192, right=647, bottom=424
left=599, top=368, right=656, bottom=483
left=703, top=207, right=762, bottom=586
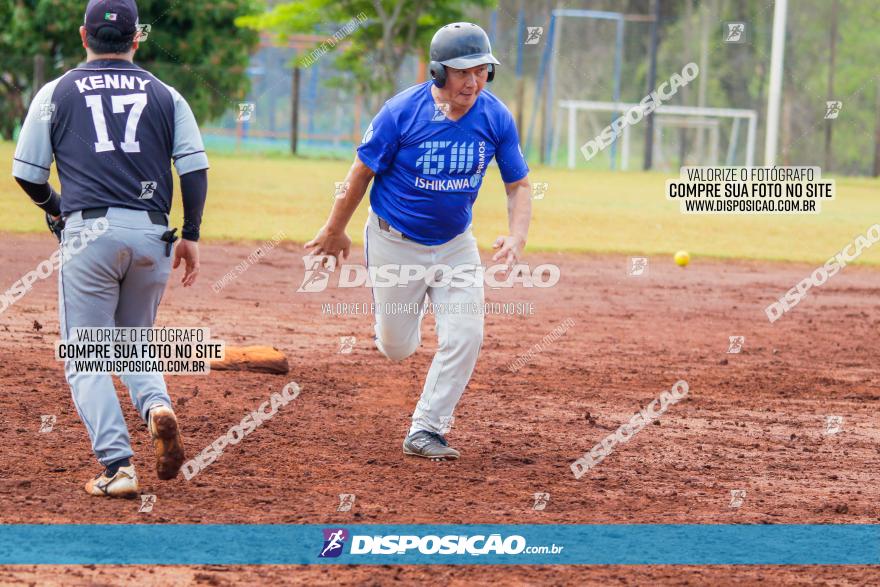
left=402, top=430, right=460, bottom=461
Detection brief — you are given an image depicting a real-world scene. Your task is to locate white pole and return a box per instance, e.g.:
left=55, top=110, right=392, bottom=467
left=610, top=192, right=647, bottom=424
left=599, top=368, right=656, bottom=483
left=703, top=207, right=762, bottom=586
left=546, top=16, right=562, bottom=164
left=746, top=113, right=757, bottom=167
left=726, top=117, right=741, bottom=165
left=567, top=105, right=576, bottom=169
left=710, top=122, right=719, bottom=165
left=551, top=106, right=563, bottom=166
left=764, top=0, right=788, bottom=166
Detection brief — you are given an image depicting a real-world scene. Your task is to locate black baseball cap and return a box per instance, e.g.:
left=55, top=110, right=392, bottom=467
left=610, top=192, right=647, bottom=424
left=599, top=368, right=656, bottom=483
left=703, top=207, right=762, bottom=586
left=84, top=0, right=139, bottom=38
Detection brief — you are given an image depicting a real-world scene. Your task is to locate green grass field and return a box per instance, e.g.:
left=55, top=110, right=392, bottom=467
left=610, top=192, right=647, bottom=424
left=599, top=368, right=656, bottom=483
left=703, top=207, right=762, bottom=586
left=2, top=141, right=878, bottom=265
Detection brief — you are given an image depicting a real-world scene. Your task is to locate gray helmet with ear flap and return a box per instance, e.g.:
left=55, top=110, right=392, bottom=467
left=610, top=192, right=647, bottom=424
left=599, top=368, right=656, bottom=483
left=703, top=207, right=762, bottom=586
left=429, top=22, right=500, bottom=88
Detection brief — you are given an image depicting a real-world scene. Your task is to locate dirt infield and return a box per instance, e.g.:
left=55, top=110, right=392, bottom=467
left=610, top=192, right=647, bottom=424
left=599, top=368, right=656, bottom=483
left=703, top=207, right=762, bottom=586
left=1, top=233, right=878, bottom=584
left=0, top=564, right=875, bottom=585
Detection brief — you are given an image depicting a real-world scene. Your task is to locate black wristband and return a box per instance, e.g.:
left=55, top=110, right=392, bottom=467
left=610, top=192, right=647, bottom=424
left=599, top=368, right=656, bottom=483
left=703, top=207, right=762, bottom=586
left=181, top=224, right=200, bottom=241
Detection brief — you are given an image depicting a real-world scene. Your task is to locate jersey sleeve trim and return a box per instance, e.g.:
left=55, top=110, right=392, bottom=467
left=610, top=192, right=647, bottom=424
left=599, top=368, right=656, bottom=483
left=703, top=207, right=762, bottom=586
left=173, top=150, right=206, bottom=161
left=174, top=152, right=210, bottom=175
left=12, top=161, right=50, bottom=183
left=13, top=157, right=51, bottom=172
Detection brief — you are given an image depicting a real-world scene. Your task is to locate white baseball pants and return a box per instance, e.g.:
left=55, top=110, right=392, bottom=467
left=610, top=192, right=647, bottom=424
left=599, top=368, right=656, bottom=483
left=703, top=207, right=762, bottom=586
left=364, top=209, right=484, bottom=436
left=59, top=208, right=174, bottom=466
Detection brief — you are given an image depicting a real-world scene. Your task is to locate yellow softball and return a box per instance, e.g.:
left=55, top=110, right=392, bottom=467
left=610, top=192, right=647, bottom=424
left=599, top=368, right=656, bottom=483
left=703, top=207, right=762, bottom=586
left=674, top=250, right=690, bottom=267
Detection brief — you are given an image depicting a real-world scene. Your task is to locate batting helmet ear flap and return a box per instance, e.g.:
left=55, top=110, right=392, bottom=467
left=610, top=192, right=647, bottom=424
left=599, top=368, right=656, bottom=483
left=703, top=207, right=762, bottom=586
left=487, top=63, right=495, bottom=82
left=430, top=61, right=447, bottom=88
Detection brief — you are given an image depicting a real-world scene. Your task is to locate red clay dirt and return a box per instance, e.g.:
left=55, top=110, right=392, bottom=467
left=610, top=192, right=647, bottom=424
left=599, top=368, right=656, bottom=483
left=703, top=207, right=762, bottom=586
left=0, top=233, right=878, bottom=585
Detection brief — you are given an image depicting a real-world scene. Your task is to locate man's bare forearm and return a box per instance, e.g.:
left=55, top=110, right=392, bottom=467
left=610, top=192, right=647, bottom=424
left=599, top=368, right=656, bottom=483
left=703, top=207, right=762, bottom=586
left=507, top=180, right=532, bottom=243
left=326, top=157, right=374, bottom=234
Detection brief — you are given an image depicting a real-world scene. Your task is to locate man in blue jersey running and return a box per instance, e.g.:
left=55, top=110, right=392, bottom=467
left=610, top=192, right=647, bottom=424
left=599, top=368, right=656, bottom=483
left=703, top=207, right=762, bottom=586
left=306, top=22, right=532, bottom=460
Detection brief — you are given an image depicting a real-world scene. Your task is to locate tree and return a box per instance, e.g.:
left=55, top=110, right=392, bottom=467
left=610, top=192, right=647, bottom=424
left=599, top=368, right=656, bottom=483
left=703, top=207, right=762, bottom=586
left=0, top=0, right=83, bottom=139
left=236, top=0, right=495, bottom=105
left=0, top=0, right=262, bottom=140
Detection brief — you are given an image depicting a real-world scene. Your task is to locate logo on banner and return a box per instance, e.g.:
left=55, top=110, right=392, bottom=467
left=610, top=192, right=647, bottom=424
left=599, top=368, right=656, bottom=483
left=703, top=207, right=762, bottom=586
left=319, top=528, right=348, bottom=558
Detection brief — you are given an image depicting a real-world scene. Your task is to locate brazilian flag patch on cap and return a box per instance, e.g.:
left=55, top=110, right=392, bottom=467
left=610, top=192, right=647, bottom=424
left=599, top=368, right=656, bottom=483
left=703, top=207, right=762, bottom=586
left=104, top=12, right=117, bottom=21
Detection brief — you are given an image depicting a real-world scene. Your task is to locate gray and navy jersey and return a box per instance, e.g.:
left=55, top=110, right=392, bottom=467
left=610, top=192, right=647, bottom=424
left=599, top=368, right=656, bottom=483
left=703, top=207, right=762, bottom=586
left=12, top=59, right=209, bottom=215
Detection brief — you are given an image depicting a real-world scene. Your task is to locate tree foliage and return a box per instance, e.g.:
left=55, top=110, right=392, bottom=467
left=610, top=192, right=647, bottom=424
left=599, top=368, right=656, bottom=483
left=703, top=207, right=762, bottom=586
left=236, top=0, right=496, bottom=105
left=0, top=0, right=262, bottom=139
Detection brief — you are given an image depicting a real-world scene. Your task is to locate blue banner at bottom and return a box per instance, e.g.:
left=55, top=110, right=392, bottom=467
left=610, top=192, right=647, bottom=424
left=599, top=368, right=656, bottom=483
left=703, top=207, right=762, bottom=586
left=0, top=524, right=877, bottom=565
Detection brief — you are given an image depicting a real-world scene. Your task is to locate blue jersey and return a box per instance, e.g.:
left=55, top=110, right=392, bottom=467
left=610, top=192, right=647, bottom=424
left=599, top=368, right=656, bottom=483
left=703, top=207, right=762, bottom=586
left=357, top=81, right=529, bottom=246
left=12, top=59, right=209, bottom=215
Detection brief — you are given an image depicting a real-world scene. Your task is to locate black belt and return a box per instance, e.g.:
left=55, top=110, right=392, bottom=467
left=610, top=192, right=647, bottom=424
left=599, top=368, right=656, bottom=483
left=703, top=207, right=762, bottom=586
left=81, top=206, right=168, bottom=226
left=377, top=216, right=410, bottom=240
left=79, top=207, right=178, bottom=257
